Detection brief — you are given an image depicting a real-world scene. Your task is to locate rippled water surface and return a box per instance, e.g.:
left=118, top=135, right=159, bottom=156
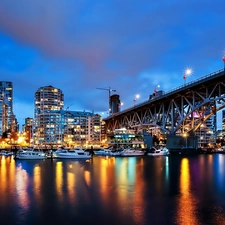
left=0, top=154, right=225, bottom=225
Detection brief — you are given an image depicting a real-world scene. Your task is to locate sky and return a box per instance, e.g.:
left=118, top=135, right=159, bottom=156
left=0, top=0, right=225, bottom=130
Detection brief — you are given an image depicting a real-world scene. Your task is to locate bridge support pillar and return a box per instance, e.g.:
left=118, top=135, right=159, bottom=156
left=143, top=131, right=153, bottom=149
left=166, top=135, right=199, bottom=154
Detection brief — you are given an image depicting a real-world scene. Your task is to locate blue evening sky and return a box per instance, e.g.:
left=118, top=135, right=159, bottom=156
left=0, top=0, right=225, bottom=129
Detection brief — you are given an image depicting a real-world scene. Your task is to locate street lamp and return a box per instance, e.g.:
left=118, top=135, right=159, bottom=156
left=154, top=85, right=160, bottom=93
left=96, top=87, right=116, bottom=115
left=183, top=68, right=192, bottom=85
left=118, top=102, right=124, bottom=111
left=133, top=94, right=140, bottom=106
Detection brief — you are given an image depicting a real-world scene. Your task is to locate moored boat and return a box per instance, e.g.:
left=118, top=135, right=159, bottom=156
left=120, top=148, right=145, bottom=156
left=93, top=147, right=122, bottom=156
left=94, top=147, right=113, bottom=156
left=147, top=146, right=169, bottom=156
left=14, top=148, right=47, bottom=160
left=0, top=150, right=14, bottom=156
left=54, top=148, right=91, bottom=159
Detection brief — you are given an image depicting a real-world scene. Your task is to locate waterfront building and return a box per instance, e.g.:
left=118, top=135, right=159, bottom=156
left=0, top=81, right=17, bottom=136
left=33, top=109, right=101, bottom=148
left=222, top=110, right=225, bottom=135
left=62, top=110, right=91, bottom=147
left=87, top=113, right=101, bottom=146
left=33, top=85, right=102, bottom=148
left=0, top=94, right=6, bottom=136
left=107, top=128, right=145, bottom=149
left=100, top=120, right=107, bottom=146
left=61, top=110, right=101, bottom=147
left=23, top=117, right=34, bottom=146
left=34, top=85, right=64, bottom=147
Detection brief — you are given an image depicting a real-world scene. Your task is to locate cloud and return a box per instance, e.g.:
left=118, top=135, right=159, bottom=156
left=0, top=0, right=225, bottom=128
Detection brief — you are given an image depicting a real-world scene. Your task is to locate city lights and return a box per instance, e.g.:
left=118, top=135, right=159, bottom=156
left=183, top=68, right=193, bottom=85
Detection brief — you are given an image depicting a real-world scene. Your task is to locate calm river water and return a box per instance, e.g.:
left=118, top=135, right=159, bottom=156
left=0, top=153, right=225, bottom=225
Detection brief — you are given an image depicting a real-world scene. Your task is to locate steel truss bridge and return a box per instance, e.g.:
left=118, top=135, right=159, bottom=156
left=104, top=69, right=225, bottom=136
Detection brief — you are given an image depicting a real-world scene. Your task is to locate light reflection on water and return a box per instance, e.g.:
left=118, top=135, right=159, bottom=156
left=0, top=154, right=225, bottom=225
left=176, top=158, right=198, bottom=225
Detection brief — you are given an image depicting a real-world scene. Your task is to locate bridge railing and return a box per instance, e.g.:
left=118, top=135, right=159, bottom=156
left=107, top=68, right=224, bottom=118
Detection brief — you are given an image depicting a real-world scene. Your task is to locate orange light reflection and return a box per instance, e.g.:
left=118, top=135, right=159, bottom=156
left=33, top=165, right=41, bottom=203
left=67, top=171, right=75, bottom=203
left=176, top=158, right=198, bottom=225
left=55, top=161, right=63, bottom=202
left=84, top=170, right=91, bottom=187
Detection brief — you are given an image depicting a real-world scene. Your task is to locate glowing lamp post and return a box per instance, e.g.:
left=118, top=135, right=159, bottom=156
left=183, top=68, right=192, bottom=85
left=133, top=94, right=140, bottom=106
left=154, top=85, right=160, bottom=93
left=118, top=102, right=124, bottom=111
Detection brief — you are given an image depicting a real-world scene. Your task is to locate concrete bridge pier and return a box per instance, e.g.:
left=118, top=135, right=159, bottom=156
left=166, top=135, right=199, bottom=154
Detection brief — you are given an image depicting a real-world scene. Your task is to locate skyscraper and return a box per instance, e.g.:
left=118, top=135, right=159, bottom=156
left=0, top=81, right=15, bottom=135
left=34, top=85, right=64, bottom=146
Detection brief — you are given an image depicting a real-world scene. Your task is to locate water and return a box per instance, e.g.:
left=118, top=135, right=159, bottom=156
left=0, top=154, right=225, bottom=225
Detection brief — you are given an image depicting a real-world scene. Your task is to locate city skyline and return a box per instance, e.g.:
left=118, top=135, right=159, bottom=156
left=0, top=1, right=225, bottom=129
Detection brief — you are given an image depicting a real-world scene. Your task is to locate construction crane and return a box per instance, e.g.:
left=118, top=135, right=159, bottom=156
left=96, top=87, right=116, bottom=114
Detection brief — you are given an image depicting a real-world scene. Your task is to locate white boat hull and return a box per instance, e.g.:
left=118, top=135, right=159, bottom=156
left=147, top=147, right=169, bottom=156
left=147, top=152, right=169, bottom=156
left=55, top=154, right=91, bottom=159
left=94, top=150, right=111, bottom=156
left=94, top=149, right=122, bottom=156
left=54, top=149, right=92, bottom=159
left=120, top=149, right=145, bottom=156
left=14, top=150, right=46, bottom=160
left=0, top=151, right=14, bottom=156
left=15, top=155, right=46, bottom=160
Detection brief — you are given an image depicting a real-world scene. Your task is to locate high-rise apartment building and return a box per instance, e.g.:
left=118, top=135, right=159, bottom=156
left=22, top=117, right=34, bottom=146
left=34, top=85, right=64, bottom=146
left=0, top=94, right=6, bottom=135
left=0, top=81, right=16, bottom=135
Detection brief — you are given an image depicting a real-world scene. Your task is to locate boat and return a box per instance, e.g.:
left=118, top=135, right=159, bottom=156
left=0, top=150, right=14, bottom=156
left=94, top=147, right=122, bottom=156
left=94, top=147, right=113, bottom=156
left=54, top=148, right=92, bottom=159
left=216, top=147, right=225, bottom=153
left=120, top=148, right=145, bottom=156
left=147, top=146, right=170, bottom=156
left=110, top=149, right=123, bottom=156
left=14, top=148, right=47, bottom=160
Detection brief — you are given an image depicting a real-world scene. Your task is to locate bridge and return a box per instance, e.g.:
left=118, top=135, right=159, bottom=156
left=103, top=68, right=225, bottom=151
